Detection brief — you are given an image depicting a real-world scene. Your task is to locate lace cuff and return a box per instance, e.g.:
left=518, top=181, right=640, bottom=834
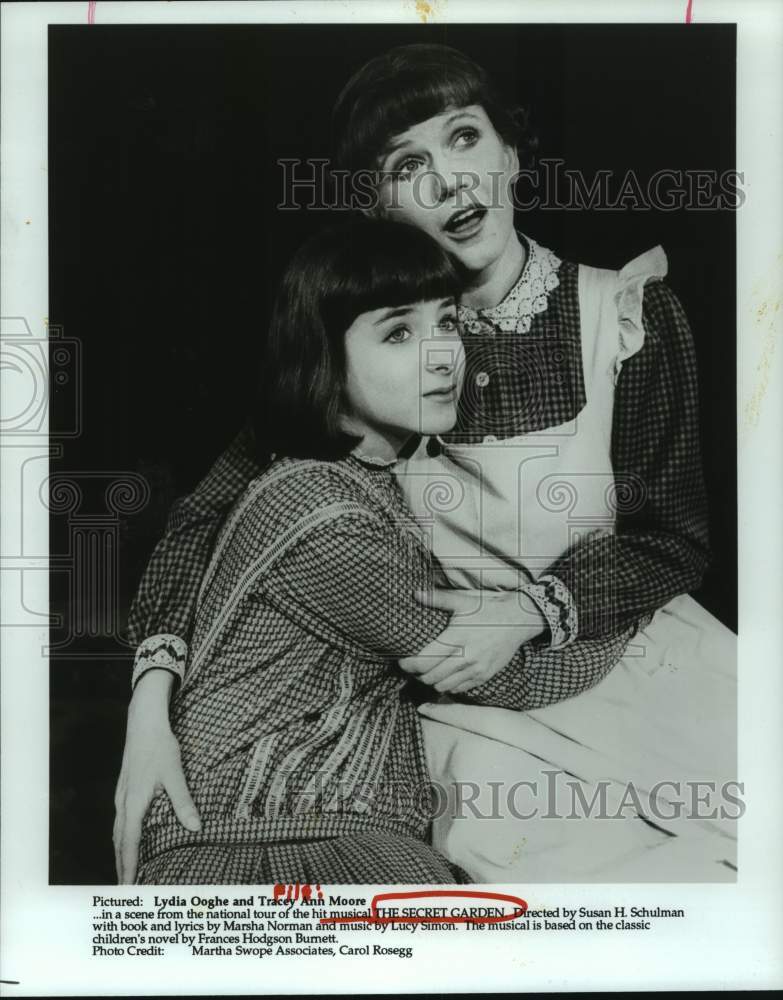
left=613, top=245, right=668, bottom=383
left=525, top=573, right=578, bottom=649
left=131, top=633, right=188, bottom=690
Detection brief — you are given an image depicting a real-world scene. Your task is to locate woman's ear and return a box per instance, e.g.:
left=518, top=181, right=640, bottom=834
left=504, top=143, right=520, bottom=177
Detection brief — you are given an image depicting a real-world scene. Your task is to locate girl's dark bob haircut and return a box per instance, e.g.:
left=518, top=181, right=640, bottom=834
left=253, top=219, right=461, bottom=462
left=331, top=42, right=536, bottom=176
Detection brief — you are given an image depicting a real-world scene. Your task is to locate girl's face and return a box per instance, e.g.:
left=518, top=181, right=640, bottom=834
left=374, top=105, right=519, bottom=277
left=341, top=297, right=464, bottom=461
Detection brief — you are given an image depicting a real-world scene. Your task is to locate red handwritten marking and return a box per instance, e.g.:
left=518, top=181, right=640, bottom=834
left=87, top=1, right=96, bottom=24
left=319, top=889, right=527, bottom=926
left=273, top=882, right=324, bottom=904
left=686, top=0, right=693, bottom=22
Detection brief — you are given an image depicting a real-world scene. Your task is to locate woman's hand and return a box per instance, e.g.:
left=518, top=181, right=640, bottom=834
left=113, top=670, right=201, bottom=884
left=399, top=588, right=546, bottom=694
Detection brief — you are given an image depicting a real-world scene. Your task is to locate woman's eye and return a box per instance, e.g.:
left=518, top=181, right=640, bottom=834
left=385, top=327, right=412, bottom=344
left=454, top=127, right=479, bottom=150
left=438, top=315, right=459, bottom=333
left=392, top=156, right=425, bottom=180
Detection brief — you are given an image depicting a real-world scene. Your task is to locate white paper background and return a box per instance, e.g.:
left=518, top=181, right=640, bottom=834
left=1, top=0, right=781, bottom=993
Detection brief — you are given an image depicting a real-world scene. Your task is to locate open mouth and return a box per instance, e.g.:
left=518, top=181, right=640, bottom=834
left=444, top=205, right=488, bottom=237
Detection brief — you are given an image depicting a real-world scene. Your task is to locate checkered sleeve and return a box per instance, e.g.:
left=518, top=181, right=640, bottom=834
left=259, top=510, right=453, bottom=660
left=544, top=282, right=710, bottom=637
left=455, top=617, right=646, bottom=711
left=127, top=424, right=264, bottom=685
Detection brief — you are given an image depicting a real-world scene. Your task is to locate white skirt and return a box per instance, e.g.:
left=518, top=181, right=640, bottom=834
left=419, top=595, right=738, bottom=883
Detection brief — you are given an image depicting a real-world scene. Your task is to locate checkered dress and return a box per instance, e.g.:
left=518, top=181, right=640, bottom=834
left=137, top=455, right=472, bottom=883
left=138, top=831, right=470, bottom=885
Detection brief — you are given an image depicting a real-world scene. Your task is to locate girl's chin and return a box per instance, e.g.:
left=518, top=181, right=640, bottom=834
left=418, top=414, right=459, bottom=437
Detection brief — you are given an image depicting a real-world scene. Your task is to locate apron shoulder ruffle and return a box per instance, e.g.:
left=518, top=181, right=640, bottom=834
left=612, top=245, right=669, bottom=382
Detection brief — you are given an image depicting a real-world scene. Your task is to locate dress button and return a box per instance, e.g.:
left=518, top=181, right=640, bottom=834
left=483, top=434, right=498, bottom=443
left=475, top=371, right=490, bottom=388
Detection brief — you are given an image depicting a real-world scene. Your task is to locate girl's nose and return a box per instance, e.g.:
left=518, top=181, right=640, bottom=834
left=425, top=346, right=458, bottom=373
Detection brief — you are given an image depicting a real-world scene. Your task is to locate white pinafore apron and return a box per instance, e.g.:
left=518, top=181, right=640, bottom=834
left=394, top=248, right=738, bottom=882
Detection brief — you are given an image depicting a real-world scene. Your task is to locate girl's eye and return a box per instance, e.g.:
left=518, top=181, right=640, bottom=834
left=454, top=127, right=479, bottom=149
left=438, top=315, right=459, bottom=333
left=385, top=326, right=412, bottom=344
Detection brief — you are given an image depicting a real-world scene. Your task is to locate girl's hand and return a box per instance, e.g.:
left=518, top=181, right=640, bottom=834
left=113, top=670, right=201, bottom=884
left=399, top=588, right=546, bottom=694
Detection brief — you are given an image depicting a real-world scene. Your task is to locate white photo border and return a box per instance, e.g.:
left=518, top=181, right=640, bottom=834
left=1, top=0, right=781, bottom=993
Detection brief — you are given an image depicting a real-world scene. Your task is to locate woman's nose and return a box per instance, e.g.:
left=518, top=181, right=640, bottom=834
left=428, top=155, right=470, bottom=205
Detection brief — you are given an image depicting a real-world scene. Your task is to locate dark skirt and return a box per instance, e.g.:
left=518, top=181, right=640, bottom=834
left=137, top=831, right=471, bottom=885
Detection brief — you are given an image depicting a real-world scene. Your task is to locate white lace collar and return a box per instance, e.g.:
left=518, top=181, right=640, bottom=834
left=458, top=234, right=562, bottom=334
left=349, top=449, right=397, bottom=470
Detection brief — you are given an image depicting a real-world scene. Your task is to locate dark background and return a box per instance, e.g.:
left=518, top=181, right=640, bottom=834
left=49, top=23, right=737, bottom=883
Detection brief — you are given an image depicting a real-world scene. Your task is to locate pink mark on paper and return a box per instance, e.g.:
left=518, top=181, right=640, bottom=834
left=87, top=1, right=96, bottom=24
left=685, top=0, right=693, bottom=22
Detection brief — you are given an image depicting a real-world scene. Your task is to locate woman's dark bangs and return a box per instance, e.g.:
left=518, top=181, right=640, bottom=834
left=332, top=44, right=525, bottom=175
left=370, top=73, right=478, bottom=167
left=336, top=68, right=478, bottom=174
left=353, top=74, right=479, bottom=173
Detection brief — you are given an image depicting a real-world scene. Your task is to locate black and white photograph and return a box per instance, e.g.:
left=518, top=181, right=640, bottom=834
left=2, top=0, right=782, bottom=993
left=49, top=16, right=739, bottom=887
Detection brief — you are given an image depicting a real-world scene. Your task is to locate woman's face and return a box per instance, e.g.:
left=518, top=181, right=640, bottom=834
left=341, top=297, right=465, bottom=460
left=374, top=105, right=519, bottom=276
